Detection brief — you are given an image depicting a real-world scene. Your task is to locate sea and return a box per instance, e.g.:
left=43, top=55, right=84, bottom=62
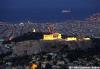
left=0, top=0, right=100, bottom=23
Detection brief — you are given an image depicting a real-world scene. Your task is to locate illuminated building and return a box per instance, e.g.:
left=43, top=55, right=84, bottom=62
left=65, top=37, right=77, bottom=41
left=53, top=33, right=62, bottom=39
left=83, top=37, right=91, bottom=40
left=43, top=34, right=54, bottom=40
left=43, top=33, right=62, bottom=40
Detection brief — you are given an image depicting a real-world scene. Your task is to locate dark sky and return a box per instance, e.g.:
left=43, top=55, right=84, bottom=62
left=0, top=0, right=100, bottom=22
left=0, top=0, right=100, bottom=9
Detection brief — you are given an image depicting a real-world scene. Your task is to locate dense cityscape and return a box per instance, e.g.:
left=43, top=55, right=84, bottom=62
left=0, top=0, right=100, bottom=68
left=0, top=13, right=100, bottom=69
left=0, top=22, right=100, bottom=38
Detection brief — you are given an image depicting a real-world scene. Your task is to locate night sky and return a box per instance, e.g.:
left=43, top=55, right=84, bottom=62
left=0, top=0, right=100, bottom=9
left=0, top=0, right=100, bottom=22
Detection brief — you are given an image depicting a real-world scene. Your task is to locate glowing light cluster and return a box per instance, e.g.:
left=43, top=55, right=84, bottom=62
left=31, top=64, right=37, bottom=69
left=43, top=33, right=62, bottom=40
left=83, top=38, right=91, bottom=40
left=32, top=28, right=36, bottom=32
left=43, top=34, right=54, bottom=40
left=65, top=37, right=77, bottom=41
